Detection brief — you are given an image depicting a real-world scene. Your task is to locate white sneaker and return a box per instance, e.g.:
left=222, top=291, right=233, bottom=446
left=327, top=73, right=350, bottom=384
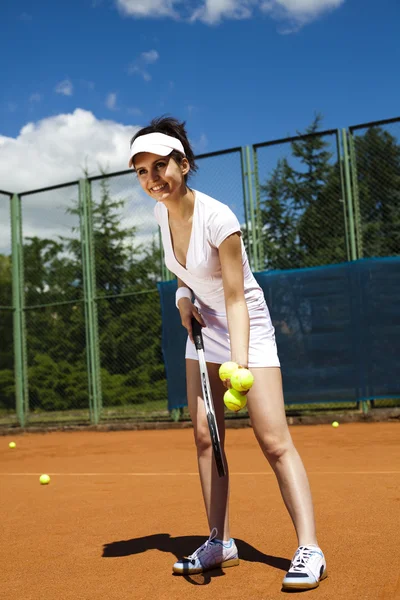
left=172, top=528, right=240, bottom=575
left=282, top=545, right=327, bottom=590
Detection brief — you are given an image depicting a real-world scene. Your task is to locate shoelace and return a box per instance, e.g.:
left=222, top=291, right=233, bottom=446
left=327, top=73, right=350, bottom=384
left=188, top=528, right=218, bottom=561
left=290, top=546, right=314, bottom=572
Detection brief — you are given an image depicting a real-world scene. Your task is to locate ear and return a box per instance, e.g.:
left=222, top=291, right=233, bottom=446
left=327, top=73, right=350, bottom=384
left=180, top=157, right=190, bottom=177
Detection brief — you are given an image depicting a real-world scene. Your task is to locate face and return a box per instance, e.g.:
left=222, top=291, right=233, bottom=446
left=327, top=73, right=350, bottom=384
left=133, top=152, right=190, bottom=202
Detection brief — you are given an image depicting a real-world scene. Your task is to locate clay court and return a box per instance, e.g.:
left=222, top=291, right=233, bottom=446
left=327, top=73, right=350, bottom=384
left=1, top=422, right=399, bottom=600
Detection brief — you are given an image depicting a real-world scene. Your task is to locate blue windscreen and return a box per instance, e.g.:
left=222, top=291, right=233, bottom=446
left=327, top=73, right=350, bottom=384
left=158, top=258, right=400, bottom=410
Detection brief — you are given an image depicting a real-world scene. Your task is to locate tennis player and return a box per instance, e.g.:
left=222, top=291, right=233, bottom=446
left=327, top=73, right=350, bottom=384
left=128, top=116, right=327, bottom=591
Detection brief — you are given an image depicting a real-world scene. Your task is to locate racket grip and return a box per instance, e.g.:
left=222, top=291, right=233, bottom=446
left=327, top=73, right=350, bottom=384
left=191, top=317, right=203, bottom=350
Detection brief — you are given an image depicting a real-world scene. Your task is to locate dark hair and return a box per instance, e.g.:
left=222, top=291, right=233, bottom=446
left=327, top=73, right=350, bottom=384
left=130, top=116, right=198, bottom=181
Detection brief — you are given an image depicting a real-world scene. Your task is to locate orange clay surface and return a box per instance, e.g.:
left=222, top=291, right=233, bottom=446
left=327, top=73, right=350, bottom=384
left=1, top=422, right=399, bottom=600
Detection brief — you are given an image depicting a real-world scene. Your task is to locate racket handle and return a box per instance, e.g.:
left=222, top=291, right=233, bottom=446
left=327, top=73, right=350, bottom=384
left=191, top=317, right=203, bottom=350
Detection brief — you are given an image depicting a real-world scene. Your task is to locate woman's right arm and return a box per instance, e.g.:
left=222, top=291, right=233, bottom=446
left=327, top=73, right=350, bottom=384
left=176, top=278, right=205, bottom=342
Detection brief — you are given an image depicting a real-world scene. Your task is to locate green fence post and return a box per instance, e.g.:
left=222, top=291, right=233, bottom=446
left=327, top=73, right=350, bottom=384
left=11, top=194, right=28, bottom=427
left=253, top=147, right=264, bottom=270
left=348, top=130, right=364, bottom=259
left=241, top=146, right=259, bottom=271
left=79, top=179, right=102, bottom=424
left=341, top=129, right=358, bottom=261
left=336, top=130, right=351, bottom=262
left=341, top=133, right=369, bottom=414
left=240, top=147, right=251, bottom=262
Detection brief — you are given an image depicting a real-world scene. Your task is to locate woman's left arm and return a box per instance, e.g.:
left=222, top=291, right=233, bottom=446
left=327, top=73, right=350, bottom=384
left=219, top=233, right=249, bottom=368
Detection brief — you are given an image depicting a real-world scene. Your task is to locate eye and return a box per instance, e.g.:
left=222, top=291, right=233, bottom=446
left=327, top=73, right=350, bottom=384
left=156, top=161, right=166, bottom=170
left=137, top=168, right=146, bottom=176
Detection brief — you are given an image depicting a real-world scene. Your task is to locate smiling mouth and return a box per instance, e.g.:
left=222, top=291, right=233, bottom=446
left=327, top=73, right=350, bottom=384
left=151, top=183, right=168, bottom=193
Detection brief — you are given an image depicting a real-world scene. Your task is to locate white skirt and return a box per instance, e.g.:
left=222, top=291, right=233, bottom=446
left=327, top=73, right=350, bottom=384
left=185, top=301, right=280, bottom=368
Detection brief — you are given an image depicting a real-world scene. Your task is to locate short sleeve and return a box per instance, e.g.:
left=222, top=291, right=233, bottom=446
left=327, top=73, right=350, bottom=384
left=208, top=204, right=241, bottom=248
left=154, top=202, right=165, bottom=227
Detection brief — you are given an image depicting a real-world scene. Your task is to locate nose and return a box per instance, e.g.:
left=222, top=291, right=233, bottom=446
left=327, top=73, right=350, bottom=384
left=149, top=166, right=160, bottom=183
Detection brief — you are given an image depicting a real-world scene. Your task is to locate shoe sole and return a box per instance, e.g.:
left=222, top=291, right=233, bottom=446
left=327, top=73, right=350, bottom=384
left=173, top=558, right=240, bottom=575
left=282, top=570, right=328, bottom=591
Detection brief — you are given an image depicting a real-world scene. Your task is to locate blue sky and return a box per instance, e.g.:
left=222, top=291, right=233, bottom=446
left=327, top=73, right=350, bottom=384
left=2, top=0, right=399, bottom=156
left=0, top=0, right=399, bottom=255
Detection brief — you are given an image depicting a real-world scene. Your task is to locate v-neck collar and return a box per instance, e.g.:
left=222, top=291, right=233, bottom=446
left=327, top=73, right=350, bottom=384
left=166, top=191, right=196, bottom=271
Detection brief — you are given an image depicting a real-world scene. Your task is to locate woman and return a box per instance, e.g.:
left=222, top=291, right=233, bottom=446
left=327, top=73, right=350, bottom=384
left=128, top=116, right=327, bottom=591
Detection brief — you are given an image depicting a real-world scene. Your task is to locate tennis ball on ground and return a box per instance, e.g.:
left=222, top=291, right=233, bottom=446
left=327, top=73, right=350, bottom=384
left=230, top=368, right=254, bottom=392
left=332, top=421, right=339, bottom=428
left=9, top=441, right=16, bottom=449
left=39, top=474, right=51, bottom=485
left=219, top=361, right=239, bottom=383
left=224, top=389, right=247, bottom=412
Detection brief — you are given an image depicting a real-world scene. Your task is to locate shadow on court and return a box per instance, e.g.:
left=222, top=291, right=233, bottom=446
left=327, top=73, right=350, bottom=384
left=103, top=534, right=290, bottom=585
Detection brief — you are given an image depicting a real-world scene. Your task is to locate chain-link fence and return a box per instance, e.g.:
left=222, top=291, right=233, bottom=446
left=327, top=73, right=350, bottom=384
left=0, top=192, right=14, bottom=425
left=90, top=172, right=167, bottom=420
left=1, top=117, right=399, bottom=427
left=253, top=127, right=349, bottom=271
left=20, top=183, right=90, bottom=425
left=349, top=118, right=400, bottom=259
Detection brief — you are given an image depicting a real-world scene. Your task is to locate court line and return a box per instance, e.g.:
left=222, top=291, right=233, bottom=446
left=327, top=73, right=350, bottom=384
left=1, top=471, right=400, bottom=476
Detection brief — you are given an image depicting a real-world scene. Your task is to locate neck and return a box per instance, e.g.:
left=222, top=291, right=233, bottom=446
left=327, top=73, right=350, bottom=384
left=163, top=186, right=195, bottom=221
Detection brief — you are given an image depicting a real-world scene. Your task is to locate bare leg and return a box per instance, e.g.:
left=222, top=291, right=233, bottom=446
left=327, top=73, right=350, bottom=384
left=186, top=359, right=231, bottom=541
left=247, top=367, right=318, bottom=547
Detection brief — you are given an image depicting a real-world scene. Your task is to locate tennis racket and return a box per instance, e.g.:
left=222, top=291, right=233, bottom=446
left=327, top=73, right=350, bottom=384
left=191, top=317, right=226, bottom=478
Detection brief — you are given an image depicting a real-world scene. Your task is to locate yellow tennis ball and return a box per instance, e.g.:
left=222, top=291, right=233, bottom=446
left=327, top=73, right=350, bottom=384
left=332, top=421, right=339, bottom=428
left=230, top=368, right=254, bottom=392
left=9, top=441, right=16, bottom=449
left=224, top=389, right=247, bottom=412
left=39, top=474, right=51, bottom=485
left=219, top=361, right=239, bottom=383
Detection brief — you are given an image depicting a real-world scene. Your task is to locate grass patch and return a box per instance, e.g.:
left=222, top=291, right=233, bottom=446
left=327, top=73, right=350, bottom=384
left=1, top=397, right=399, bottom=429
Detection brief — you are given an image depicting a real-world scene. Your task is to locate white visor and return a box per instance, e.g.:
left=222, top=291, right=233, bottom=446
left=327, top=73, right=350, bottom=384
left=129, top=132, right=185, bottom=168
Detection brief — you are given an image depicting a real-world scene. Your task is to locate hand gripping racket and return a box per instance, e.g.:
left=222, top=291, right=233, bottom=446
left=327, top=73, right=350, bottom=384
left=191, top=317, right=226, bottom=478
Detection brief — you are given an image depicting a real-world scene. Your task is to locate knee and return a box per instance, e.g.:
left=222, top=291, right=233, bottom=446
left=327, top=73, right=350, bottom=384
left=193, top=426, right=213, bottom=455
left=257, top=432, right=293, bottom=462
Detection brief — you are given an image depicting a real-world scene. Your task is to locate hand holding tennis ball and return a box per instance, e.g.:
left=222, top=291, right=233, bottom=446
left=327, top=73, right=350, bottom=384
left=218, top=361, right=239, bottom=383
left=230, top=368, right=254, bottom=392
left=219, top=361, right=254, bottom=411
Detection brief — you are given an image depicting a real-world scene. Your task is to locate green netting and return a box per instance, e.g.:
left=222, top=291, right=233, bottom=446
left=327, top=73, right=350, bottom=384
left=254, top=125, right=348, bottom=271
left=2, top=117, right=400, bottom=428
left=21, top=184, right=83, bottom=307
left=24, top=302, right=89, bottom=421
left=349, top=120, right=400, bottom=259
left=0, top=193, right=15, bottom=423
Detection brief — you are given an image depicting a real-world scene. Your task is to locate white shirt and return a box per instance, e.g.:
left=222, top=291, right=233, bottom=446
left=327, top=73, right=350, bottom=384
left=154, top=189, right=264, bottom=315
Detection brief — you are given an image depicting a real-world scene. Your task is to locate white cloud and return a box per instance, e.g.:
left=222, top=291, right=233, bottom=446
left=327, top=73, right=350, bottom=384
left=141, top=49, right=159, bottom=64
left=261, top=0, right=345, bottom=26
left=192, top=133, right=208, bottom=153
left=128, top=49, right=159, bottom=81
left=190, top=0, right=255, bottom=24
left=55, top=79, right=73, bottom=96
left=0, top=109, right=137, bottom=193
left=116, top=0, right=181, bottom=19
left=81, top=80, right=95, bottom=90
left=106, top=92, right=118, bottom=110
left=115, top=0, right=345, bottom=26
left=0, top=110, right=158, bottom=255
left=127, top=107, right=143, bottom=116
left=29, top=93, right=42, bottom=104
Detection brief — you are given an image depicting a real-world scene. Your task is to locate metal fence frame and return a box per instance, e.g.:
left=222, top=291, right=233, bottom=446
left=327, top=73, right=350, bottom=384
left=2, top=116, right=399, bottom=426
